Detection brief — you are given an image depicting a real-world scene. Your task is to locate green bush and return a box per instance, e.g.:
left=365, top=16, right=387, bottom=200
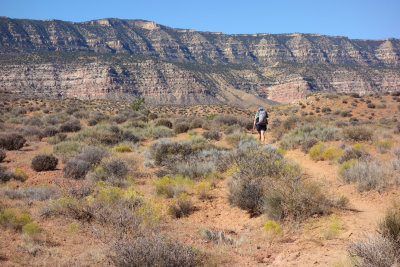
left=53, top=141, right=81, bottom=162
left=309, top=142, right=326, bottom=161
left=113, top=144, right=133, bottom=153
left=153, top=175, right=193, bottom=198
left=0, top=208, right=32, bottom=231
left=322, top=147, right=344, bottom=161
left=22, top=222, right=42, bottom=238
left=263, top=221, right=282, bottom=235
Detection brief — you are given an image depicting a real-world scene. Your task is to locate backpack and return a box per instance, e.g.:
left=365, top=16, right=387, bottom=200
left=257, top=110, right=268, bottom=126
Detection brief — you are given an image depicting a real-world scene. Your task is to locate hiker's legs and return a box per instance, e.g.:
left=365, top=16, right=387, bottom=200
left=261, top=130, right=266, bottom=144
left=257, top=131, right=261, bottom=141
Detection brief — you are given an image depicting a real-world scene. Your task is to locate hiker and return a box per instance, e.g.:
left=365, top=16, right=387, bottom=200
left=253, top=107, right=268, bottom=144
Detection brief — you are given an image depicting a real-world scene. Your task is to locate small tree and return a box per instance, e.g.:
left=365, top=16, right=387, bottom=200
left=131, top=96, right=145, bottom=111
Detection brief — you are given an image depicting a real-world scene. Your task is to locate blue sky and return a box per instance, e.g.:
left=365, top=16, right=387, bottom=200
left=1, top=0, right=399, bottom=39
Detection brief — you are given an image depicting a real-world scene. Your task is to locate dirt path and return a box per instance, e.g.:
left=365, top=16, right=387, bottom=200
left=279, top=149, right=398, bottom=266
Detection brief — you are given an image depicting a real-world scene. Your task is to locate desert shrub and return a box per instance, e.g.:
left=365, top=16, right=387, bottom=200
left=17, top=125, right=43, bottom=139
left=340, top=110, right=352, bottom=117
left=149, top=140, right=194, bottom=166
left=168, top=193, right=193, bottom=218
left=0, top=208, right=33, bottom=231
left=263, top=221, right=282, bottom=235
left=374, top=140, right=392, bottom=154
left=282, top=116, right=299, bottom=131
left=202, top=130, right=221, bottom=141
left=195, top=181, right=212, bottom=199
left=0, top=185, right=57, bottom=201
left=53, top=141, right=81, bottom=162
left=335, top=120, right=348, bottom=128
left=342, top=126, right=374, bottom=141
left=170, top=161, right=216, bottom=180
left=155, top=118, right=173, bottom=128
left=43, top=126, right=59, bottom=137
left=322, top=147, right=344, bottom=161
left=59, top=119, right=81, bottom=132
left=77, top=146, right=106, bottom=166
left=348, top=235, right=398, bottom=267
left=190, top=118, right=204, bottom=129
left=63, top=158, right=91, bottom=179
left=367, top=103, right=376, bottom=109
left=152, top=126, right=174, bottom=139
left=13, top=168, right=28, bottom=182
left=309, top=142, right=326, bottom=161
left=338, top=148, right=370, bottom=164
left=174, top=122, right=190, bottom=134
left=47, top=133, right=67, bottom=144
left=377, top=103, right=387, bottom=109
left=339, top=160, right=388, bottom=191
left=321, top=107, right=331, bottom=113
left=110, top=114, right=127, bottom=124
left=0, top=166, right=13, bottom=182
left=0, top=133, right=26, bottom=150
left=378, top=206, right=400, bottom=246
left=94, top=158, right=131, bottom=186
left=110, top=234, right=201, bottom=267
left=23, top=116, right=43, bottom=127
left=0, top=149, right=5, bottom=162
left=22, top=222, right=42, bottom=239
left=40, top=196, right=92, bottom=221
left=73, top=110, right=89, bottom=119
left=301, top=137, right=319, bottom=153
left=224, top=125, right=246, bottom=135
left=31, top=153, right=58, bottom=172
left=104, top=158, right=130, bottom=177
left=228, top=144, right=330, bottom=218
left=279, top=123, right=340, bottom=150
left=113, top=144, right=132, bottom=153
left=264, top=180, right=331, bottom=221
left=153, top=175, right=193, bottom=198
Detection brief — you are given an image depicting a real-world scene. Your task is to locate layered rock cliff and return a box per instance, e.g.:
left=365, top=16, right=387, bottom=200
left=1, top=17, right=400, bottom=68
left=0, top=17, right=400, bottom=105
left=1, top=53, right=399, bottom=106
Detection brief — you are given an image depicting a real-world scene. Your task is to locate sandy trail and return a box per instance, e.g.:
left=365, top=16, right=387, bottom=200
left=278, top=149, right=397, bottom=266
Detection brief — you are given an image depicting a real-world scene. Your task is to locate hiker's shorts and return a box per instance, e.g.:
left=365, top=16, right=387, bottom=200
left=256, top=124, right=267, bottom=132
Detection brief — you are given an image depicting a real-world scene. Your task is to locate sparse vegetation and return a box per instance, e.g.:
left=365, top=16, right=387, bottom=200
left=2, top=92, right=400, bottom=265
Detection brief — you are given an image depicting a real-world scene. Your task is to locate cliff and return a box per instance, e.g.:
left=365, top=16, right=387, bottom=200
left=1, top=17, right=400, bottom=105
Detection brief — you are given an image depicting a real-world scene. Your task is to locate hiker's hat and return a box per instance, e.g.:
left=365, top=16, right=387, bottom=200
left=259, top=107, right=264, bottom=111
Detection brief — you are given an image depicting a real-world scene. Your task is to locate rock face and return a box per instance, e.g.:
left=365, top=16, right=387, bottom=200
left=0, top=17, right=400, bottom=105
